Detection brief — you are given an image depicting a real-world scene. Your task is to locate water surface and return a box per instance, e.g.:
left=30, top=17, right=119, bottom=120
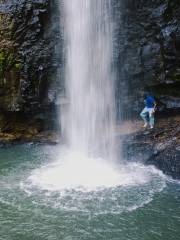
left=0, top=144, right=180, bottom=240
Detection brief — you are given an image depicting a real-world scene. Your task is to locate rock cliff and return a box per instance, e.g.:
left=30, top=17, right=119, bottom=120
left=0, top=0, right=61, bottom=141
left=114, top=0, right=180, bottom=118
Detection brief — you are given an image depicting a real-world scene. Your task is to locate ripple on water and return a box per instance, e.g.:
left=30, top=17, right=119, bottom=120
left=20, top=148, right=168, bottom=214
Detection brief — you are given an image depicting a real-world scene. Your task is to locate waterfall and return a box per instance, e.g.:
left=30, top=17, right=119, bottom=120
left=25, top=1, right=167, bottom=192
left=62, top=0, right=116, bottom=160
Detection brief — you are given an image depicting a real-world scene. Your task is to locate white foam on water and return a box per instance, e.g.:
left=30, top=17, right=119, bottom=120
left=20, top=147, right=167, bottom=214
left=26, top=148, right=166, bottom=192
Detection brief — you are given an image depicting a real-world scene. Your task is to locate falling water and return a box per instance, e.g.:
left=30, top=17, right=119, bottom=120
left=62, top=0, right=116, bottom=160
left=22, top=0, right=167, bottom=193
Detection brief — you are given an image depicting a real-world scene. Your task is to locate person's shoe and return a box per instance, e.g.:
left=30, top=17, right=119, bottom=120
left=150, top=125, right=154, bottom=129
left=143, top=123, right=148, bottom=128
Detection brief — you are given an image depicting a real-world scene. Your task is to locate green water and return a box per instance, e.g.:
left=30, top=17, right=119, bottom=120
left=0, top=144, right=180, bottom=240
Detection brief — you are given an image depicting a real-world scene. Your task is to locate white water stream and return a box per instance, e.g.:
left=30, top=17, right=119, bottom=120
left=61, top=0, right=116, bottom=160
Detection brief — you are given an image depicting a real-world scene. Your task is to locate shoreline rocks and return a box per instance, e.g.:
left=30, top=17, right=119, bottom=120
left=122, top=114, right=180, bottom=179
left=0, top=130, right=59, bottom=147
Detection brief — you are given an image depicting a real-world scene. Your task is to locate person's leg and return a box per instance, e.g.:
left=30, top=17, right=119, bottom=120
left=148, top=108, right=155, bottom=128
left=140, top=107, right=148, bottom=127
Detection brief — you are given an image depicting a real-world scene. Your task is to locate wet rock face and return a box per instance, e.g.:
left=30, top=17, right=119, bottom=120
left=122, top=115, right=180, bottom=179
left=115, top=0, right=180, bottom=117
left=0, top=0, right=61, bottom=133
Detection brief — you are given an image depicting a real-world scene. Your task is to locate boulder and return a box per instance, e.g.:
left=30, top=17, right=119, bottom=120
left=122, top=115, right=180, bottom=179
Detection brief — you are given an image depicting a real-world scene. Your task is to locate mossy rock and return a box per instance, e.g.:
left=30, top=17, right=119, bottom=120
left=0, top=48, right=21, bottom=81
left=0, top=13, right=12, bottom=35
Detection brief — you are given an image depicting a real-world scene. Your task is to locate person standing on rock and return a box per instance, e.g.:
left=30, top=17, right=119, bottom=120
left=140, top=94, right=157, bottom=129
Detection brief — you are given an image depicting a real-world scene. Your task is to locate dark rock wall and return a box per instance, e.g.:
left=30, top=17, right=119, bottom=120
left=115, top=0, right=180, bottom=118
left=0, top=0, right=62, bottom=135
